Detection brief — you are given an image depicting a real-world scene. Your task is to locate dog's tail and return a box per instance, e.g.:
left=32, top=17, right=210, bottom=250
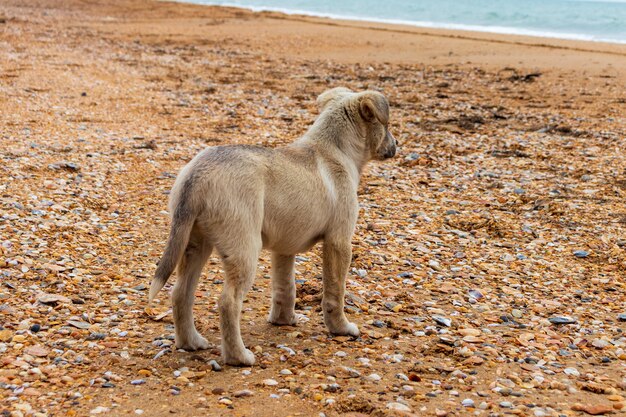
left=149, top=181, right=197, bottom=302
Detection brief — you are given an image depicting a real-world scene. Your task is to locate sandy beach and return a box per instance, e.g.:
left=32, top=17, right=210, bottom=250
left=1, top=0, right=626, bottom=416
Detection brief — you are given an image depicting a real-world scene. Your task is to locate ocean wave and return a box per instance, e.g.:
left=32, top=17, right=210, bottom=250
left=183, top=1, right=626, bottom=44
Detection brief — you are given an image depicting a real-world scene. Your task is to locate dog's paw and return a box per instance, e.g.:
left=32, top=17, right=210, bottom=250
left=175, top=331, right=210, bottom=351
left=268, top=312, right=308, bottom=326
left=224, top=348, right=256, bottom=366
left=330, top=322, right=360, bottom=338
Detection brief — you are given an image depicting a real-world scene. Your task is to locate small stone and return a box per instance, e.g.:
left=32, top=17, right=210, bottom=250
left=30, top=324, right=41, bottom=333
left=618, top=314, right=626, bottom=322
left=500, top=401, right=513, bottom=408
left=67, top=320, right=91, bottom=329
left=433, top=315, right=452, bottom=327
left=38, top=293, right=71, bottom=304
left=571, top=403, right=613, bottom=415
left=25, top=345, right=49, bottom=357
left=89, top=407, right=110, bottom=414
left=468, top=289, right=484, bottom=299
left=233, top=390, right=254, bottom=397
left=435, top=409, right=448, bottom=417
left=335, top=351, right=347, bottom=357
left=263, top=379, right=278, bottom=386
left=549, top=316, right=577, bottom=325
left=153, top=348, right=169, bottom=360
left=211, top=388, right=225, bottom=395
left=367, top=373, right=382, bottom=382
left=458, top=328, right=481, bottom=337
left=324, top=383, right=340, bottom=393
left=462, top=335, right=483, bottom=343
left=386, top=402, right=411, bottom=412
left=131, top=379, right=145, bottom=385
left=512, top=309, right=523, bottom=318
left=573, top=250, right=589, bottom=258
left=218, top=398, right=232, bottom=405
left=462, top=399, right=475, bottom=407
left=209, top=360, right=222, bottom=372
left=0, top=329, right=12, bottom=342
left=564, top=367, right=580, bottom=377
left=280, top=369, right=292, bottom=375
left=592, top=339, right=609, bottom=349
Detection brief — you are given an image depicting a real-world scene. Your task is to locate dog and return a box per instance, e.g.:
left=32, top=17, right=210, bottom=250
left=149, top=87, right=397, bottom=366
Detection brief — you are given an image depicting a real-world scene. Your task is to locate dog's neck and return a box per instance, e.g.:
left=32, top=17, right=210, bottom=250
left=296, top=110, right=368, bottom=179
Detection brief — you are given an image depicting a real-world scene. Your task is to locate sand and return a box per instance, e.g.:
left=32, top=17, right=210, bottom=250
left=1, top=0, right=625, bottom=416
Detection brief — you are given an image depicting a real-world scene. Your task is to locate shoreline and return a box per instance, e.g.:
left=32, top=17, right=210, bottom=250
left=135, top=1, right=626, bottom=73
left=179, top=0, right=626, bottom=46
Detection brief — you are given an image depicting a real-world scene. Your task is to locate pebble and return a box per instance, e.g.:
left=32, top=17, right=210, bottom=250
left=367, top=373, right=382, bottom=382
left=209, top=360, right=222, bottom=372
left=571, top=403, right=613, bottom=415
left=500, top=401, right=513, bottom=408
left=24, top=345, right=49, bottom=357
left=458, top=328, right=481, bottom=337
left=0, top=329, right=12, bottom=342
left=592, top=338, right=609, bottom=349
left=618, top=313, right=626, bottom=322
left=462, top=399, right=475, bottom=407
left=153, top=349, right=169, bottom=360
left=573, top=250, right=589, bottom=258
left=263, top=379, right=278, bottom=386
left=433, top=315, right=452, bottom=327
left=564, top=367, right=580, bottom=377
left=67, top=320, right=91, bottom=329
left=386, top=402, right=411, bottom=412
left=130, top=379, right=145, bottom=385
left=549, top=316, right=577, bottom=325
left=233, top=390, right=254, bottom=397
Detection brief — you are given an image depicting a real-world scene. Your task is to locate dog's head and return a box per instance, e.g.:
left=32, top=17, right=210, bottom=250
left=317, top=87, right=397, bottom=161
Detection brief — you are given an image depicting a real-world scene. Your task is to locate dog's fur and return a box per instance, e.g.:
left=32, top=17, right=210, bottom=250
left=149, top=87, right=396, bottom=366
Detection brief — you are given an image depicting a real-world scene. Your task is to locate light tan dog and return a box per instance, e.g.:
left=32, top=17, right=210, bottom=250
left=149, top=87, right=397, bottom=366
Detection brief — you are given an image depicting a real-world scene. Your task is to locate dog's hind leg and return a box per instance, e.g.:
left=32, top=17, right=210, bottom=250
left=268, top=253, right=297, bottom=326
left=218, top=240, right=260, bottom=366
left=173, top=229, right=212, bottom=351
left=321, top=239, right=360, bottom=337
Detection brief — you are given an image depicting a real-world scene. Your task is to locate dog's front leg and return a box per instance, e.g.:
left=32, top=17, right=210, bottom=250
left=321, top=239, right=360, bottom=337
left=268, top=253, right=298, bottom=325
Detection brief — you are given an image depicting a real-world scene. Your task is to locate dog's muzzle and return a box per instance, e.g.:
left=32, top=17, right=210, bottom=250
left=382, top=130, right=397, bottom=159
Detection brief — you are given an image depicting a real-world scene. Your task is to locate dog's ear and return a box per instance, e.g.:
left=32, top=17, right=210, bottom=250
left=358, top=92, right=389, bottom=125
left=317, top=87, right=353, bottom=110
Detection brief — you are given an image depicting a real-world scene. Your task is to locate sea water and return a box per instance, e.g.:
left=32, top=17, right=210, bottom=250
left=186, top=0, right=626, bottom=44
